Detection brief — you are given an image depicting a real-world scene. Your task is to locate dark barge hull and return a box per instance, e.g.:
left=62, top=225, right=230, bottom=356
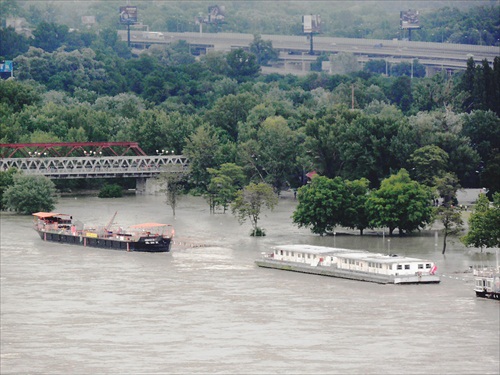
left=37, top=230, right=172, bottom=253
left=475, top=291, right=500, bottom=300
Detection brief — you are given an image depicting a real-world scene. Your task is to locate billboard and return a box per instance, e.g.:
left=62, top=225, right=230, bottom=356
left=207, top=5, right=225, bottom=23
left=400, top=10, right=420, bottom=29
left=0, top=61, right=13, bottom=73
left=119, top=6, right=138, bottom=24
left=303, top=15, right=321, bottom=34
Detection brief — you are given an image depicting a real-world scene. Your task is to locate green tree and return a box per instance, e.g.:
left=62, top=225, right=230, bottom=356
left=98, top=184, right=123, bottom=198
left=231, top=182, right=278, bottom=236
left=0, top=168, right=18, bottom=210
left=366, top=169, right=433, bottom=236
left=249, top=34, right=278, bottom=66
left=2, top=174, right=58, bottom=214
left=226, top=48, right=260, bottom=82
left=204, top=92, right=258, bottom=141
left=32, top=22, right=70, bottom=52
left=481, top=151, right=500, bottom=198
left=461, top=193, right=500, bottom=251
left=183, top=124, right=223, bottom=191
left=254, top=116, right=298, bottom=194
left=0, top=26, right=30, bottom=59
left=292, top=175, right=347, bottom=236
left=342, top=178, right=370, bottom=235
left=389, top=76, right=413, bottom=113
left=408, top=145, right=449, bottom=186
left=158, top=171, right=187, bottom=218
left=206, top=163, right=246, bottom=213
left=435, top=173, right=463, bottom=254
left=0, top=79, right=43, bottom=113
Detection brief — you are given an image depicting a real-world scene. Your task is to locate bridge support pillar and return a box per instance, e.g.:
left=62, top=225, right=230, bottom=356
left=136, top=178, right=147, bottom=195
left=136, top=177, right=162, bottom=195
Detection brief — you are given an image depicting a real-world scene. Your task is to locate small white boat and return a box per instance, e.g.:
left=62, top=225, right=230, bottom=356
left=255, top=244, right=440, bottom=284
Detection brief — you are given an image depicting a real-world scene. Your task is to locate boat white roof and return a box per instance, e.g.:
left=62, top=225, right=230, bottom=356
left=338, top=252, right=431, bottom=264
left=273, top=244, right=363, bottom=255
left=273, top=244, right=433, bottom=264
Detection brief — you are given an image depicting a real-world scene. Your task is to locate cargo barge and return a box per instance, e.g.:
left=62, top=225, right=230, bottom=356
left=33, top=212, right=173, bottom=253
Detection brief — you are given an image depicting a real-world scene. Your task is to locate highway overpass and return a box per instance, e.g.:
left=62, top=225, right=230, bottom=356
left=118, top=30, right=499, bottom=75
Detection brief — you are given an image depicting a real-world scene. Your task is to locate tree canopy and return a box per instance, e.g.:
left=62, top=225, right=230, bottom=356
left=366, top=169, right=434, bottom=236
left=2, top=173, right=58, bottom=214
left=461, top=193, right=500, bottom=250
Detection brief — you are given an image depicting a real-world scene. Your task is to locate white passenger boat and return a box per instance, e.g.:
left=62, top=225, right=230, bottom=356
left=255, top=244, right=440, bottom=284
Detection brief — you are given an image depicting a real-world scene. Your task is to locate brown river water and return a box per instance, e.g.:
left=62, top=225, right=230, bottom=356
left=1, top=194, right=499, bottom=374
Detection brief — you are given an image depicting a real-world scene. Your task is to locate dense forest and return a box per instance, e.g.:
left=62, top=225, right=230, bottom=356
left=1, top=1, right=499, bottom=201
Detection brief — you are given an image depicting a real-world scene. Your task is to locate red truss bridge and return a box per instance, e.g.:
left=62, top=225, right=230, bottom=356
left=0, top=142, right=188, bottom=181
left=1, top=142, right=147, bottom=158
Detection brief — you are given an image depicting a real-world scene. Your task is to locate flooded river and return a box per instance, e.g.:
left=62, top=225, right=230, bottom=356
left=1, top=195, right=499, bottom=374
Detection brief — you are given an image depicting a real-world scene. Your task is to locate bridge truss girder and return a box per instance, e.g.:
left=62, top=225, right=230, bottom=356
left=0, top=142, right=147, bottom=158
left=0, top=155, right=188, bottom=179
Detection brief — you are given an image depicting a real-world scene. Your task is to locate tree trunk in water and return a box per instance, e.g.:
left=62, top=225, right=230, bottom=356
left=442, top=231, right=447, bottom=254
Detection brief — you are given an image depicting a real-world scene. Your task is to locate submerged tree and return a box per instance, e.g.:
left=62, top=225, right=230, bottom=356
left=157, top=170, right=187, bottom=218
left=434, top=172, right=464, bottom=254
left=366, top=169, right=434, bottom=236
left=461, top=193, right=500, bottom=251
left=206, top=163, right=246, bottom=213
left=2, top=173, right=57, bottom=214
left=231, top=182, right=278, bottom=236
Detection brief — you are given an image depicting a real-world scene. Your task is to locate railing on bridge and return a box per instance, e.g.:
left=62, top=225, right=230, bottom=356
left=0, top=155, right=189, bottom=179
left=1, top=142, right=147, bottom=158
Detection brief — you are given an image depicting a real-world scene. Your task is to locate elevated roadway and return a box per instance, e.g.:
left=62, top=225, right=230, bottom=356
left=118, top=30, right=499, bottom=74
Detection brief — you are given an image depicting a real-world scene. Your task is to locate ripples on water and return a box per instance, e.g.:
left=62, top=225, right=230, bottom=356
left=1, top=195, right=499, bottom=374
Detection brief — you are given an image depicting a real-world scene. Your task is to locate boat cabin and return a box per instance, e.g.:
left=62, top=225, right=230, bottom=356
left=271, top=244, right=437, bottom=276
left=335, top=252, right=436, bottom=276
left=271, top=245, right=363, bottom=266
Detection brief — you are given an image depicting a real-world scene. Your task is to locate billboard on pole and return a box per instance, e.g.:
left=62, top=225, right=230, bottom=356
left=208, top=5, right=225, bottom=23
left=0, top=61, right=13, bottom=73
left=400, top=10, right=420, bottom=29
left=119, top=6, right=138, bottom=24
left=303, top=15, right=321, bottom=34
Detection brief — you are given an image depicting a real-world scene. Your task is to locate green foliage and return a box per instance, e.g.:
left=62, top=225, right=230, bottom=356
left=2, top=173, right=57, bottom=214
left=98, top=184, right=123, bottom=198
left=461, top=193, right=500, bottom=250
left=183, top=124, right=224, bottom=191
left=158, top=172, right=187, bottom=218
left=253, top=116, right=299, bottom=193
left=0, top=168, right=18, bottom=209
left=32, top=22, right=70, bottom=52
left=249, top=35, right=279, bottom=66
left=206, top=163, right=246, bottom=213
left=2, top=13, right=499, bottom=199
left=435, top=205, right=464, bottom=254
left=226, top=49, right=260, bottom=82
left=231, top=182, right=278, bottom=236
left=434, top=173, right=463, bottom=254
left=293, top=175, right=370, bottom=235
left=0, top=26, right=30, bottom=59
left=459, top=57, right=500, bottom=115
left=293, top=176, right=345, bottom=235
left=366, top=169, right=434, bottom=236
left=0, top=79, right=43, bottom=113
left=408, top=145, right=449, bottom=186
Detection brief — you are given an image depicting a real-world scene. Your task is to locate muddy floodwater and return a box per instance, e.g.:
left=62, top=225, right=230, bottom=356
left=1, top=194, right=499, bottom=374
